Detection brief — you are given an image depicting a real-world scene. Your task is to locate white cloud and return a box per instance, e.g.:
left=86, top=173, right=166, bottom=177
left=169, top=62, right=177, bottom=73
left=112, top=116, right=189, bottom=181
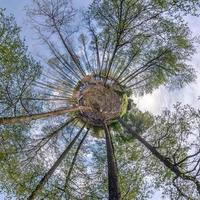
left=134, top=15, right=200, bottom=115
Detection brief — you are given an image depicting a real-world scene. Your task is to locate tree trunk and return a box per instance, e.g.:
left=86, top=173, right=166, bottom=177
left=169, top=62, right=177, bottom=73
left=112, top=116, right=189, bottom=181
left=119, top=118, right=200, bottom=195
left=38, top=117, right=76, bottom=148
left=64, top=128, right=89, bottom=189
left=0, top=106, right=89, bottom=125
left=27, top=124, right=86, bottom=200
left=104, top=123, right=121, bottom=200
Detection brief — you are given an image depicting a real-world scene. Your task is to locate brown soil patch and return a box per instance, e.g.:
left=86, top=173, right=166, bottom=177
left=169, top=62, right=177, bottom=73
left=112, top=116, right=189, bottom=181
left=77, top=81, right=122, bottom=126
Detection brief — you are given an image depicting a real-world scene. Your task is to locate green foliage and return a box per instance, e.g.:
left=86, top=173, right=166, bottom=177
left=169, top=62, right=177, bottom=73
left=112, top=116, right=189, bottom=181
left=0, top=9, right=41, bottom=117
left=1, top=1, right=200, bottom=199
left=123, top=106, right=154, bottom=133
left=113, top=131, right=152, bottom=199
left=91, top=126, right=105, bottom=138
left=138, top=103, right=200, bottom=199
left=0, top=9, right=38, bottom=77
left=152, top=0, right=200, bottom=15
left=111, top=121, right=123, bottom=132
left=0, top=9, right=43, bottom=199
left=0, top=124, right=44, bottom=199
left=87, top=0, right=198, bottom=95
left=120, top=94, right=128, bottom=117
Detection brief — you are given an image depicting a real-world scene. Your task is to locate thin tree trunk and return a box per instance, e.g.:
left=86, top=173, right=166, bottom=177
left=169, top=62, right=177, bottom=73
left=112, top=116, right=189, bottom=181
left=104, top=123, right=121, bottom=200
left=53, top=21, right=86, bottom=77
left=64, top=128, right=89, bottom=189
left=104, top=0, right=125, bottom=85
left=0, top=106, right=90, bottom=125
left=27, top=124, right=86, bottom=200
left=118, top=118, right=200, bottom=195
left=119, top=51, right=166, bottom=85
left=36, top=117, right=76, bottom=150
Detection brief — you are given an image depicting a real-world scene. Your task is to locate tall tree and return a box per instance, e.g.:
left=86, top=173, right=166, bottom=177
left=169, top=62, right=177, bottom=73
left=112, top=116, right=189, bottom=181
left=104, top=123, right=121, bottom=199
left=86, top=0, right=197, bottom=93
left=0, top=8, right=41, bottom=117
left=119, top=103, right=200, bottom=199
left=1, top=1, right=200, bottom=199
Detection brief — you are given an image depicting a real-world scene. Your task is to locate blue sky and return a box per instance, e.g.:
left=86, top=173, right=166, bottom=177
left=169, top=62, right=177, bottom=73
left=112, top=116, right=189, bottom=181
left=1, top=0, right=200, bottom=114
left=134, top=15, right=200, bottom=114
left=0, top=0, right=200, bottom=199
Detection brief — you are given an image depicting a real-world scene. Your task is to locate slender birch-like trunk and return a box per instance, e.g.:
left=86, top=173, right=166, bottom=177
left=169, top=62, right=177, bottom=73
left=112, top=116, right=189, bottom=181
left=27, top=124, right=86, bottom=200
left=104, top=123, right=121, bottom=200
left=118, top=118, right=200, bottom=195
left=64, top=128, right=89, bottom=189
left=0, top=106, right=89, bottom=125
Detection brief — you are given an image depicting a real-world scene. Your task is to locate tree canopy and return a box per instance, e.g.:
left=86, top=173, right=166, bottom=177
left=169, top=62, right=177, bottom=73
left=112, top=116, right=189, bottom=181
left=0, top=1, right=200, bottom=200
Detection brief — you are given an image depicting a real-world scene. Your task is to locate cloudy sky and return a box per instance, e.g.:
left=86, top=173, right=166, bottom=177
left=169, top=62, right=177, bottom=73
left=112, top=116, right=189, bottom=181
left=0, top=0, right=200, bottom=199
left=1, top=0, right=199, bottom=115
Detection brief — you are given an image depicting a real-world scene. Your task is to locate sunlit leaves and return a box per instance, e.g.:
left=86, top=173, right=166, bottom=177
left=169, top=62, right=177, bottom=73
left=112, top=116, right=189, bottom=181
left=0, top=0, right=200, bottom=199
left=0, top=9, right=41, bottom=117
